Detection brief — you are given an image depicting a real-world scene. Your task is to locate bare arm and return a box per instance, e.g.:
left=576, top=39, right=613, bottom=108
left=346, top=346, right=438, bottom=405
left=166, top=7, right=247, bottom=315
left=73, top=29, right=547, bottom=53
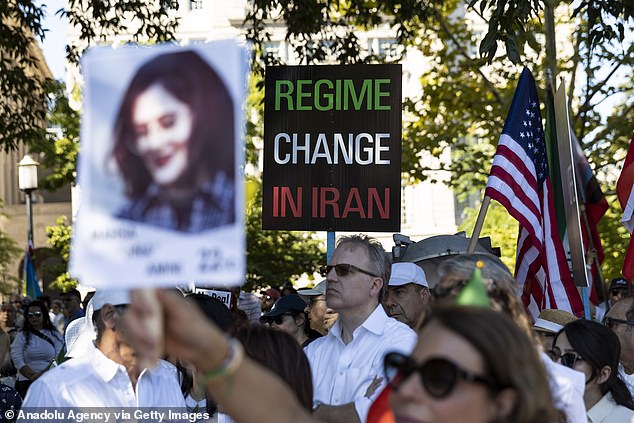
left=126, top=289, right=318, bottom=423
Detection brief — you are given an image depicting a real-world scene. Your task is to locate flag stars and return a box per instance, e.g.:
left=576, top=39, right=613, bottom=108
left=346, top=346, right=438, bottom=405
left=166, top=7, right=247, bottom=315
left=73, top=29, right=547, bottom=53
left=520, top=132, right=525, bottom=138
left=523, top=121, right=528, bottom=127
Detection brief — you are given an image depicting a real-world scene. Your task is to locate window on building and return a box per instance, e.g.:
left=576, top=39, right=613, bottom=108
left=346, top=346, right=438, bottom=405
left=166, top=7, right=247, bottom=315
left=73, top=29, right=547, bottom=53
left=189, top=0, right=203, bottom=10
left=264, top=41, right=288, bottom=63
left=401, top=186, right=408, bottom=226
left=368, top=38, right=400, bottom=60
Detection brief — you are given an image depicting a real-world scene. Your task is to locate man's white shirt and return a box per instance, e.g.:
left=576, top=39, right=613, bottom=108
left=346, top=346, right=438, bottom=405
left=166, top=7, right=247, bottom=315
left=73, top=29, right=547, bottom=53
left=305, top=305, right=416, bottom=422
left=20, top=345, right=185, bottom=409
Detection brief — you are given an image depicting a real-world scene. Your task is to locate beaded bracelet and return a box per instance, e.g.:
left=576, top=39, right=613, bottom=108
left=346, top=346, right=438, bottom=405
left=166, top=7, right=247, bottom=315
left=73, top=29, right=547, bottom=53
left=202, top=338, right=244, bottom=383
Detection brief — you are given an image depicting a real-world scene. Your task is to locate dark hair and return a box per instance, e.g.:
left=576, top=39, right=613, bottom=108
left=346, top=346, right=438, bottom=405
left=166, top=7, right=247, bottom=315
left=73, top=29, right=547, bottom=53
left=231, top=325, right=313, bottom=411
left=22, top=300, right=60, bottom=346
left=113, top=50, right=234, bottom=199
left=64, top=289, right=81, bottom=301
left=555, top=319, right=634, bottom=409
left=421, top=306, right=559, bottom=423
left=187, top=293, right=235, bottom=333
left=37, top=295, right=51, bottom=309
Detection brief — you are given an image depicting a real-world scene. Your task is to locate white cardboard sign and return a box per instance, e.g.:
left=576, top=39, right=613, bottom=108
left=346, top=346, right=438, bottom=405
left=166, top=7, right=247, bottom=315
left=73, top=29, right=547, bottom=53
left=70, top=40, right=246, bottom=289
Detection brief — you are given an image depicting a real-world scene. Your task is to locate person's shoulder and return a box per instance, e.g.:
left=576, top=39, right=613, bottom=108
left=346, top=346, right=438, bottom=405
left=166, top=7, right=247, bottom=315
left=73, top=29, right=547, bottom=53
left=150, top=359, right=182, bottom=384
left=381, top=314, right=416, bottom=338
left=42, top=357, right=93, bottom=382
left=303, top=332, right=334, bottom=356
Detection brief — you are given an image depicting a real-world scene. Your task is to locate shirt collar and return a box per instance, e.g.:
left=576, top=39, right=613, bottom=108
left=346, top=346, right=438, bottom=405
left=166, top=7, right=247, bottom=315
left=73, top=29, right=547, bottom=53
left=91, top=346, right=128, bottom=383
left=328, top=304, right=387, bottom=342
left=587, top=392, right=616, bottom=422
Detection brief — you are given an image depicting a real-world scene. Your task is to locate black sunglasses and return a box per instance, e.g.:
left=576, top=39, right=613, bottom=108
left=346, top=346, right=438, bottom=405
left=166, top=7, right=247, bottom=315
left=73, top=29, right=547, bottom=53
left=26, top=311, right=42, bottom=318
left=548, top=347, right=584, bottom=368
left=320, top=263, right=379, bottom=278
left=260, top=314, right=293, bottom=325
left=383, top=352, right=497, bottom=398
left=603, top=316, right=634, bottom=329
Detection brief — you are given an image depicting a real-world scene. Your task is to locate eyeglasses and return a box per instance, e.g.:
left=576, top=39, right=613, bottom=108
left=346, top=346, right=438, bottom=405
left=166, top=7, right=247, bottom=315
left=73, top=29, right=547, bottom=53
left=320, top=263, right=379, bottom=278
left=260, top=314, right=293, bottom=325
left=383, top=352, right=496, bottom=398
left=548, top=347, right=584, bottom=368
left=26, top=311, right=42, bottom=318
left=603, top=316, right=634, bottom=329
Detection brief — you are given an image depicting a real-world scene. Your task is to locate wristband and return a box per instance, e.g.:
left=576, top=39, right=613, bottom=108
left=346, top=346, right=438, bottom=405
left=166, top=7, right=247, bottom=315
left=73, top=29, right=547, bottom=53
left=202, top=338, right=244, bottom=383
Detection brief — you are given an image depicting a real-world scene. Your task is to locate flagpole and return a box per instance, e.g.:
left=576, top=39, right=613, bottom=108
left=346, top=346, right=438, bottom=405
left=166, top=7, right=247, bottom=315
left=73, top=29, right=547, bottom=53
left=579, top=204, right=608, bottom=305
left=467, top=196, right=491, bottom=253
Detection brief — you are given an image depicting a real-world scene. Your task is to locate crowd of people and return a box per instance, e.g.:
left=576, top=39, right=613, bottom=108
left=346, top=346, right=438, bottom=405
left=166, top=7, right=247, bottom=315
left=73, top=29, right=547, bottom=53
left=2, top=233, right=634, bottom=423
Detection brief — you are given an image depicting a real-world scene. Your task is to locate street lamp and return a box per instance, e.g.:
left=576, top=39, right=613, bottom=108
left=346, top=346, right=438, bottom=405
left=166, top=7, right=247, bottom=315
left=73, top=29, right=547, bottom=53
left=18, top=154, right=39, bottom=245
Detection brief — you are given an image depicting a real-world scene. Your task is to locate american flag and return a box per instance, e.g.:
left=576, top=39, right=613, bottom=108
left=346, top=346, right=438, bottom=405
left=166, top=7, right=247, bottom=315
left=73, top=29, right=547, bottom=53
left=485, top=68, right=584, bottom=318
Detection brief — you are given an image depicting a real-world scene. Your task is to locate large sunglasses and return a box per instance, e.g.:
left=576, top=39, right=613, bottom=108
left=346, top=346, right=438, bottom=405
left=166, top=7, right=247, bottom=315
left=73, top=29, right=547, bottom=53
left=548, top=348, right=584, bottom=368
left=603, top=316, right=634, bottom=329
left=320, top=263, right=379, bottom=278
left=26, top=311, right=42, bottom=318
left=260, top=314, right=293, bottom=325
left=383, top=352, right=497, bottom=398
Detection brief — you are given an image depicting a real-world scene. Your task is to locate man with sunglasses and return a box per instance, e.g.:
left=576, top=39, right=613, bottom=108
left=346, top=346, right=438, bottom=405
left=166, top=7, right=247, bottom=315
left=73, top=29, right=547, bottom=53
left=604, top=296, right=634, bottom=397
left=304, top=234, right=417, bottom=423
left=20, top=289, right=186, bottom=410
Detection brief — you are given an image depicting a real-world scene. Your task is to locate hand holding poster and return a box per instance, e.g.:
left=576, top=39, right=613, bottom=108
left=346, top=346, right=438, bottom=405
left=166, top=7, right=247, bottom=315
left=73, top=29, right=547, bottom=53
left=70, top=41, right=246, bottom=289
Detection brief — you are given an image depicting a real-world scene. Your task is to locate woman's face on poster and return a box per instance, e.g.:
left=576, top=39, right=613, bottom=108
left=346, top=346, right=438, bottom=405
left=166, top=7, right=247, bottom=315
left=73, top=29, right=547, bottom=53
left=132, top=83, right=194, bottom=187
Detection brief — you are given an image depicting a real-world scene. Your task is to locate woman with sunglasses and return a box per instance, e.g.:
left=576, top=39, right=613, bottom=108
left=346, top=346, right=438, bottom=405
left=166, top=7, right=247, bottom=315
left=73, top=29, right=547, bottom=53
left=10, top=300, right=63, bottom=398
left=386, top=305, right=559, bottom=423
left=552, top=319, right=634, bottom=421
left=124, top=290, right=561, bottom=423
left=426, top=253, right=586, bottom=423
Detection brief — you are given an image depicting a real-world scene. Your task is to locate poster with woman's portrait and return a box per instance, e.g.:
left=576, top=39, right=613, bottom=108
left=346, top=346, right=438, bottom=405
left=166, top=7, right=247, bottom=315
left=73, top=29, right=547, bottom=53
left=70, top=41, right=246, bottom=289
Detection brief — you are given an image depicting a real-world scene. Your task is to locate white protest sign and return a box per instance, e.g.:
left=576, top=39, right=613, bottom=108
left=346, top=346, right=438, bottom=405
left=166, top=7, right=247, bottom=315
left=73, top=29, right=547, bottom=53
left=194, top=288, right=232, bottom=309
left=70, top=40, right=246, bottom=288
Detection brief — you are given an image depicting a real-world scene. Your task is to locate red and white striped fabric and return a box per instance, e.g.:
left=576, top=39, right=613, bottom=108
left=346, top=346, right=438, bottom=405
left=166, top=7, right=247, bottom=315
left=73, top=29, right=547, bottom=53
left=484, top=68, right=584, bottom=318
left=617, top=132, right=634, bottom=281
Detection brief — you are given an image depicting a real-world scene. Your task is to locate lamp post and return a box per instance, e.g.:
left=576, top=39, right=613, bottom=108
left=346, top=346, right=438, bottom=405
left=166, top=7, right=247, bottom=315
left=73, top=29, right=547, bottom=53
left=18, top=154, right=39, bottom=245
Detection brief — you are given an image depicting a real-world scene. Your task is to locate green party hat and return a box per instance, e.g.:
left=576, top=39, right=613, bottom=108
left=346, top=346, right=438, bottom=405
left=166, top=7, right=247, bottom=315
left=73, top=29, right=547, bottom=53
left=455, top=261, right=490, bottom=307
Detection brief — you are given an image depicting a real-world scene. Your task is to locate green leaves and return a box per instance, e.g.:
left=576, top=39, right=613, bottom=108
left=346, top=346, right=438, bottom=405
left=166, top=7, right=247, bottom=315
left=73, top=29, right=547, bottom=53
left=46, top=216, right=78, bottom=291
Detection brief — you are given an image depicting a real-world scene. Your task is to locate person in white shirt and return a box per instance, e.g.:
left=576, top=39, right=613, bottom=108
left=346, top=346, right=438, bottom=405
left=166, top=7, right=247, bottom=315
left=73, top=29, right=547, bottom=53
left=304, top=234, right=417, bottom=423
left=431, top=253, right=587, bottom=423
left=19, top=289, right=186, bottom=411
left=552, top=319, right=634, bottom=422
left=604, top=296, right=634, bottom=398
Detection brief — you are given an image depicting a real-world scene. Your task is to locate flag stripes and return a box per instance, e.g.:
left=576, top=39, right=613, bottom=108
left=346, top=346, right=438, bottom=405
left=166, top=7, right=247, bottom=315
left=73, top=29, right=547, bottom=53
left=485, top=68, right=583, bottom=318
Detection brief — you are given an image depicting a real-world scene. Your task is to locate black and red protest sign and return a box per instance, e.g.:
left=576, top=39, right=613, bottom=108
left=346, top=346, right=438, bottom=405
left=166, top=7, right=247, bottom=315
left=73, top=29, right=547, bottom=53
left=262, top=64, right=402, bottom=232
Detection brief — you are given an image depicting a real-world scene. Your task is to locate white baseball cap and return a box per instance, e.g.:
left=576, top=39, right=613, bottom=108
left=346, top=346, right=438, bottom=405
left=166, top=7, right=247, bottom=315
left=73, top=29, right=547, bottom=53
left=388, top=262, right=428, bottom=288
left=91, top=289, right=131, bottom=311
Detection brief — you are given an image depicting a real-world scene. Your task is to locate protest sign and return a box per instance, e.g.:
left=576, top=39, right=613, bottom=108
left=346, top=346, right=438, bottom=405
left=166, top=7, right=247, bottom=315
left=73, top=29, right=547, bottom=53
left=262, top=64, right=402, bottom=232
left=194, top=288, right=232, bottom=309
left=70, top=40, right=246, bottom=288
